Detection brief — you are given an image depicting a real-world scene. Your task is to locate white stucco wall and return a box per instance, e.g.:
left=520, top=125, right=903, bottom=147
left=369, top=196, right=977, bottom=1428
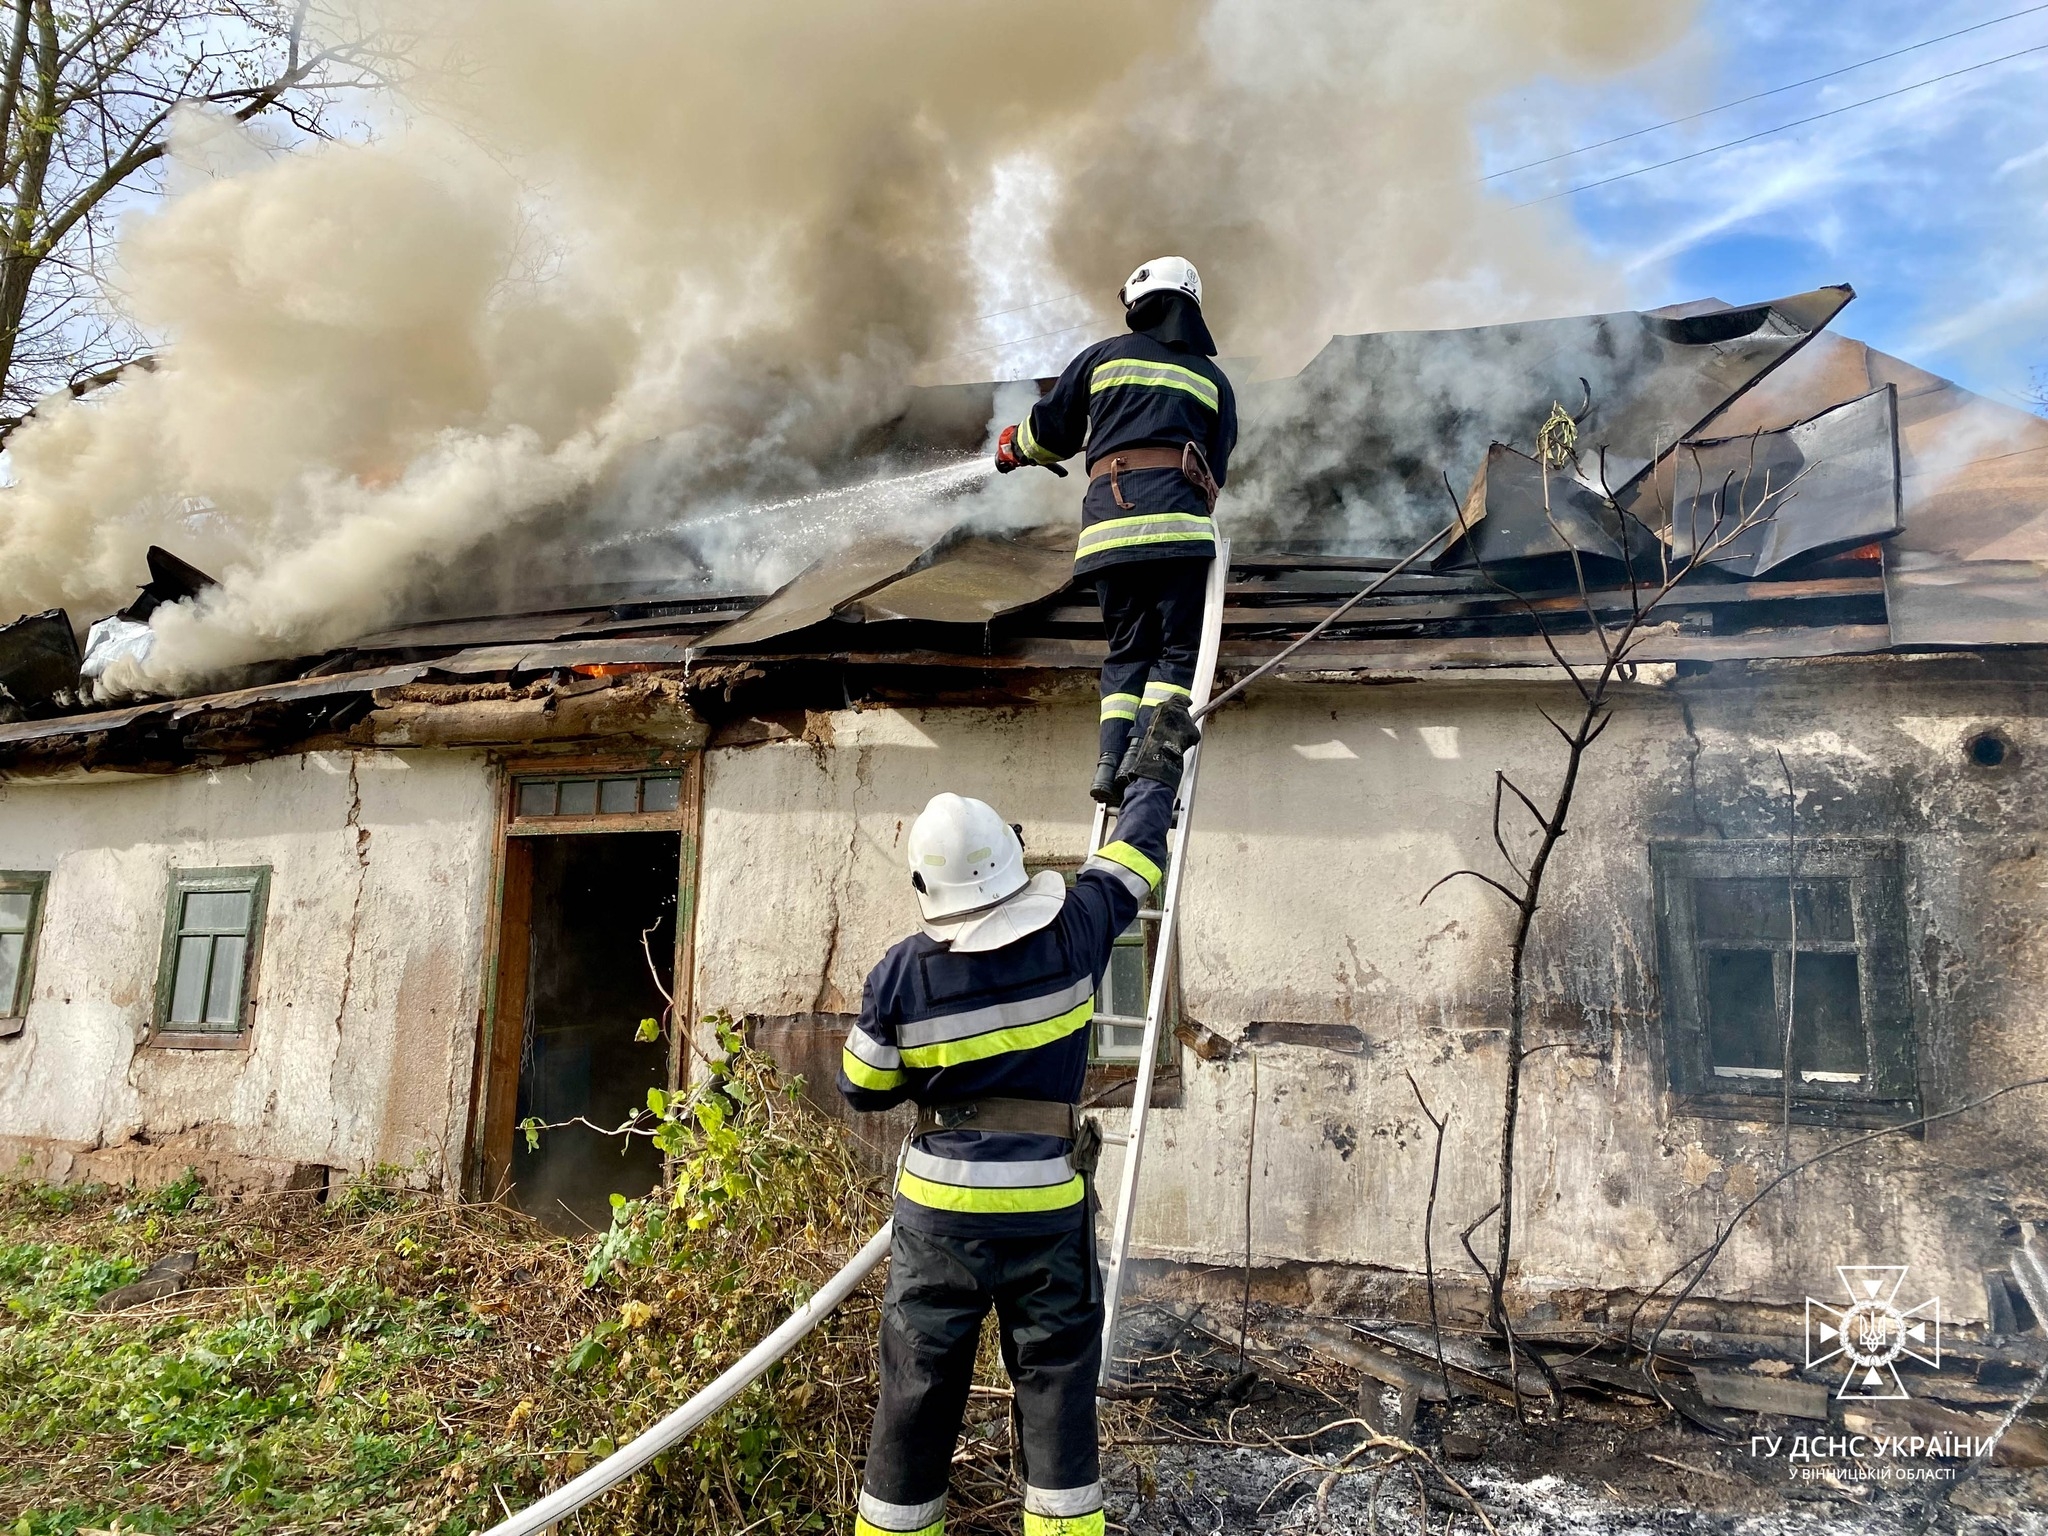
left=0, top=750, right=497, bottom=1188
left=695, top=671, right=2048, bottom=1322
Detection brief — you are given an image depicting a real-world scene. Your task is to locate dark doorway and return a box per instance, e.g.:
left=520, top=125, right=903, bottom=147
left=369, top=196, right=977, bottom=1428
left=510, top=832, right=677, bottom=1232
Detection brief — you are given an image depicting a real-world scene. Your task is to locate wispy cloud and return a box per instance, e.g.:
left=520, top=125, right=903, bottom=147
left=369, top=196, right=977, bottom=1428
left=1477, top=0, right=2048, bottom=401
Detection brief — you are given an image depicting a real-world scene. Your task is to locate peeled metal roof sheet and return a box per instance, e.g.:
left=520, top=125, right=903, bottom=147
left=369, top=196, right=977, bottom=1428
left=0, top=609, right=81, bottom=713
left=696, top=537, right=932, bottom=649
left=1437, top=443, right=1637, bottom=569
left=1711, top=331, right=2048, bottom=644
left=1232, top=285, right=1854, bottom=557
left=848, top=524, right=1075, bottom=624
left=1639, top=385, right=1902, bottom=578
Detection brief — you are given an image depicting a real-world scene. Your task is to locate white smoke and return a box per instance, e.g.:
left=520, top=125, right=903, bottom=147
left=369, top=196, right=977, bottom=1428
left=0, top=0, right=1701, bottom=692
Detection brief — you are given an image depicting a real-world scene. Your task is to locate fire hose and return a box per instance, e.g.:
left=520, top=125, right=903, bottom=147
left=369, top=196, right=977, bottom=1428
left=477, top=1222, right=893, bottom=1536
left=478, top=519, right=1463, bottom=1533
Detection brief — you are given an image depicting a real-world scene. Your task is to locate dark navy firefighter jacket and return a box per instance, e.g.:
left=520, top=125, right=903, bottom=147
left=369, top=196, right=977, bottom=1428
left=837, top=776, right=1173, bottom=1238
left=1011, top=333, right=1238, bottom=579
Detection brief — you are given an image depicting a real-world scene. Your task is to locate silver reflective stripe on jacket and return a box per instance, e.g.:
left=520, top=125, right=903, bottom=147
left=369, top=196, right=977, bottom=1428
left=903, top=1145, right=1075, bottom=1188
left=895, top=973, right=1096, bottom=1049
left=844, top=1025, right=901, bottom=1070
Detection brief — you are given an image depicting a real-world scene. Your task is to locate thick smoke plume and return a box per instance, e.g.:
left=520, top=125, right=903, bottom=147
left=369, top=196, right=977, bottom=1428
left=0, top=0, right=1697, bottom=691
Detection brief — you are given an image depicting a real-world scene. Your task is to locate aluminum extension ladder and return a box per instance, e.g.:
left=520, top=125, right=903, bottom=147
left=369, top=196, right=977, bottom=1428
left=1088, top=539, right=1230, bottom=1384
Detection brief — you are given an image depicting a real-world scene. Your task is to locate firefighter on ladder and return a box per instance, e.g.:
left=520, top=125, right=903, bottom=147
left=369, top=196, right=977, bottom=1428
left=839, top=706, right=1201, bottom=1536
left=994, top=256, right=1236, bottom=805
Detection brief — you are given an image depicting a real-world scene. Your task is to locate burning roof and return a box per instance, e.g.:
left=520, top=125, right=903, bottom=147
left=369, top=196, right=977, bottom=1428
left=2, top=283, right=2045, bottom=769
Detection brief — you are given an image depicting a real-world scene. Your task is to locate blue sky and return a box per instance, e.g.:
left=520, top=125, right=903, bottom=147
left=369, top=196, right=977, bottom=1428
left=1480, top=0, right=2048, bottom=407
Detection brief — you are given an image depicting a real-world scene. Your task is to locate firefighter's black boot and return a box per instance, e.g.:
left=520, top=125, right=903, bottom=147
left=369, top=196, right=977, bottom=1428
left=1088, top=752, right=1123, bottom=806
left=1111, top=733, right=1144, bottom=800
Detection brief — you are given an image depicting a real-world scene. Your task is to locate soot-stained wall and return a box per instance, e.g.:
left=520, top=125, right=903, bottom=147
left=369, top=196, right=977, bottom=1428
left=0, top=750, right=496, bottom=1190
left=694, top=664, right=2048, bottom=1323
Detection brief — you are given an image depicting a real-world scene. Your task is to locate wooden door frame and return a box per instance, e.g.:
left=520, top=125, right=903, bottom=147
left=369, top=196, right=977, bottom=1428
left=464, top=750, right=703, bottom=1201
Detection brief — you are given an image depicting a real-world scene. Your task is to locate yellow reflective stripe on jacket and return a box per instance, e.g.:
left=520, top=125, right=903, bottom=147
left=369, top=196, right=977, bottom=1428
left=1015, top=413, right=1063, bottom=465
left=1074, top=512, right=1214, bottom=561
left=1094, top=840, right=1162, bottom=891
left=1022, top=1514, right=1105, bottom=1536
left=1141, top=680, right=1190, bottom=705
left=855, top=1518, right=944, bottom=1536
left=1088, top=359, right=1220, bottom=411
left=1099, top=692, right=1139, bottom=722
left=841, top=1047, right=906, bottom=1092
left=898, top=1167, right=1087, bottom=1214
left=896, top=999, right=1093, bottom=1069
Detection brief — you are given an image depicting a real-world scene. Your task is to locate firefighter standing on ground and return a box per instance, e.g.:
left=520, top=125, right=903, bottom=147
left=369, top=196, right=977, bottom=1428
left=838, top=706, right=1202, bottom=1536
left=995, top=256, right=1236, bottom=804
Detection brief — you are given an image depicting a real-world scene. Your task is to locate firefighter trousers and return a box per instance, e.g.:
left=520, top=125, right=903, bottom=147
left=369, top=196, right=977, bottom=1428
left=1095, top=556, right=1210, bottom=764
left=855, top=1221, right=1104, bottom=1536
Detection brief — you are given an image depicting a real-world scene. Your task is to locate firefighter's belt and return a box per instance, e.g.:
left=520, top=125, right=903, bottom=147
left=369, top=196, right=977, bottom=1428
left=1086, top=446, right=1189, bottom=478
left=913, top=1097, right=1080, bottom=1141
left=1089, top=441, right=1220, bottom=514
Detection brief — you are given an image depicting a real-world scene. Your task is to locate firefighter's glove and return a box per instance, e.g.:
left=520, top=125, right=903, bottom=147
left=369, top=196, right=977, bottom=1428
left=994, top=423, right=1027, bottom=474
left=1123, top=697, right=1201, bottom=793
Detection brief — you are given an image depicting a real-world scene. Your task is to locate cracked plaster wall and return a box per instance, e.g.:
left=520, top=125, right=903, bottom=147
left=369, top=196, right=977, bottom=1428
left=695, top=669, right=2048, bottom=1321
left=0, top=750, right=495, bottom=1189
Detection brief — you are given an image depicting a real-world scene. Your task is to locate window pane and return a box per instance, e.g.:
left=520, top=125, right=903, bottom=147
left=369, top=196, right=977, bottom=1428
left=517, top=781, right=557, bottom=817
left=0, top=931, right=22, bottom=1015
left=1695, top=880, right=1788, bottom=943
left=599, top=778, right=640, bottom=815
left=184, top=889, right=251, bottom=933
left=1105, top=941, right=1147, bottom=1019
left=1097, top=1021, right=1146, bottom=1060
left=1704, top=949, right=1779, bottom=1073
left=1794, top=952, right=1866, bottom=1078
left=170, top=936, right=213, bottom=1024
left=1796, top=880, right=1856, bottom=945
left=558, top=780, right=598, bottom=816
left=642, top=776, right=681, bottom=812
left=1695, top=877, right=1854, bottom=945
left=204, top=936, right=247, bottom=1025
left=0, top=892, right=32, bottom=932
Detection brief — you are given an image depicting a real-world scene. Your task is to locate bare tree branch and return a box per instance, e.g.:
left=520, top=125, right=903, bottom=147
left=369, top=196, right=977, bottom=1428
left=0, top=1, right=392, bottom=416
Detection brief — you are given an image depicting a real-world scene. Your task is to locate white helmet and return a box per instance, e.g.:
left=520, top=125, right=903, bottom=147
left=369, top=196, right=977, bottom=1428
left=906, top=793, right=1067, bottom=953
left=1120, top=255, right=1202, bottom=311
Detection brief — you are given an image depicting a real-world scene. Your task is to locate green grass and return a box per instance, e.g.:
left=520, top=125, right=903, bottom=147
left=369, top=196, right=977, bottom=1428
left=0, top=1030, right=891, bottom=1535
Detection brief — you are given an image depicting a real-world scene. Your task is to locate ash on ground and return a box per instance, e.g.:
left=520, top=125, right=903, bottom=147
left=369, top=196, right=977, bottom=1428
left=1048, top=1304, right=2048, bottom=1536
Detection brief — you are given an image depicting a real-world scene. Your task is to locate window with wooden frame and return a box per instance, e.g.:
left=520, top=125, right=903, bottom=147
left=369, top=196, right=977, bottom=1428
left=511, top=770, right=685, bottom=826
left=0, top=871, right=48, bottom=1038
left=1652, top=840, right=1917, bottom=1124
left=1031, top=862, right=1176, bottom=1067
left=153, top=868, right=270, bottom=1046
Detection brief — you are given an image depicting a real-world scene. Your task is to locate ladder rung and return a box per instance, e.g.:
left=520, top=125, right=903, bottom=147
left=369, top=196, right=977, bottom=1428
left=1093, top=1012, right=1147, bottom=1027
left=1135, top=907, right=1164, bottom=921
left=1098, top=1132, right=1129, bottom=1147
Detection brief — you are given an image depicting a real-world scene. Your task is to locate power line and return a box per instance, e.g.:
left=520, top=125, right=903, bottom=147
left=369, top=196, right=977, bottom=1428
left=1486, top=2, right=2048, bottom=182
left=972, top=291, right=1084, bottom=323
left=1515, top=39, right=2048, bottom=206
left=926, top=316, right=1103, bottom=367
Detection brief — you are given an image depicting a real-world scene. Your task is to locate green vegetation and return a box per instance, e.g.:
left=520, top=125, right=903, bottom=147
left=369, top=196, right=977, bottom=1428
left=0, top=1021, right=889, bottom=1534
